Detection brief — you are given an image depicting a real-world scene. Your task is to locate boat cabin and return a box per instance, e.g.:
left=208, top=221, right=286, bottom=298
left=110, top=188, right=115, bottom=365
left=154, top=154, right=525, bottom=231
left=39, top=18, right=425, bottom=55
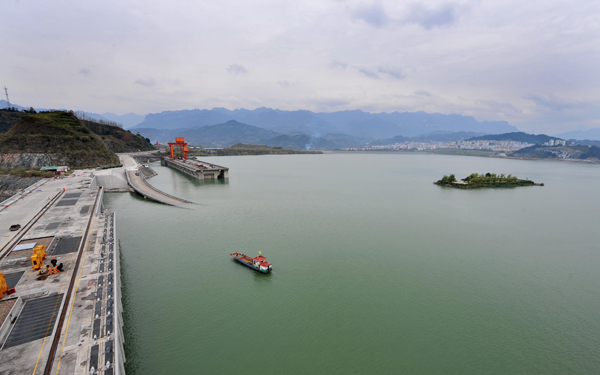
left=259, top=261, right=272, bottom=272
left=253, top=256, right=266, bottom=267
left=253, top=256, right=272, bottom=272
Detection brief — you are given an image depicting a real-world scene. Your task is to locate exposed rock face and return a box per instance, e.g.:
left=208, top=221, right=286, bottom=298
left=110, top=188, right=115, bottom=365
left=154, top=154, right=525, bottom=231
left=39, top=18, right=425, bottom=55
left=0, top=175, right=42, bottom=201
left=0, top=153, right=67, bottom=169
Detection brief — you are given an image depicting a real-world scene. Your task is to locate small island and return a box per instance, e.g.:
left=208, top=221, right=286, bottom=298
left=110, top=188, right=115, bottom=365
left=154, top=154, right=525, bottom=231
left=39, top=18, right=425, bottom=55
left=435, top=173, right=543, bottom=189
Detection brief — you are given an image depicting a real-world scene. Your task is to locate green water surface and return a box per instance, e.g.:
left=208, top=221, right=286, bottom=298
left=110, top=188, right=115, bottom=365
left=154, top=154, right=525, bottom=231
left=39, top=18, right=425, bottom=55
left=104, top=153, right=600, bottom=374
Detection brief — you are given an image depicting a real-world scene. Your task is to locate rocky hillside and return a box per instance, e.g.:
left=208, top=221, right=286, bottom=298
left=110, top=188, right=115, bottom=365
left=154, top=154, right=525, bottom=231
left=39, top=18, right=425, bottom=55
left=0, top=175, right=41, bottom=201
left=0, top=111, right=119, bottom=167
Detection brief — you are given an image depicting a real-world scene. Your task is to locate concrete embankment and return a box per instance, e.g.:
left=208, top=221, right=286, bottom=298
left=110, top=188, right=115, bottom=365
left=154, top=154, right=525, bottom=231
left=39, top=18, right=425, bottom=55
left=0, top=172, right=126, bottom=374
left=0, top=177, right=48, bottom=211
left=92, top=170, right=132, bottom=192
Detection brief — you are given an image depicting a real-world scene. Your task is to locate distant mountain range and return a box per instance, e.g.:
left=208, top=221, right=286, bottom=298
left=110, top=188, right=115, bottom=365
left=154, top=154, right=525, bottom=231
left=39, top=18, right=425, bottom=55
left=467, top=132, right=563, bottom=144
left=134, top=122, right=496, bottom=150
left=134, top=107, right=518, bottom=138
left=1, top=101, right=524, bottom=148
left=556, top=128, right=600, bottom=141
left=136, top=120, right=279, bottom=146
left=5, top=98, right=600, bottom=143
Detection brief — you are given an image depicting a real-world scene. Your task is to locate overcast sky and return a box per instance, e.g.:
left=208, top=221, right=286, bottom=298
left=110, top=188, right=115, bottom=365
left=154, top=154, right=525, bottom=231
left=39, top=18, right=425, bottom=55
left=2, top=0, right=599, bottom=134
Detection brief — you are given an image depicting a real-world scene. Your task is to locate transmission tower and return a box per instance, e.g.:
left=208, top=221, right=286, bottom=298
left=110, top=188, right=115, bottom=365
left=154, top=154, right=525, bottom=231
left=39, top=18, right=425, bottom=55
left=3, top=86, right=10, bottom=109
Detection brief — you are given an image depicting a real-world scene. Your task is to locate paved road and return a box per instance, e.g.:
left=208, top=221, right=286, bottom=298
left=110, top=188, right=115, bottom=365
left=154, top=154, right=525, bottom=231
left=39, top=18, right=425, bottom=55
left=0, top=172, right=95, bottom=251
left=124, top=162, right=195, bottom=207
left=118, top=153, right=138, bottom=170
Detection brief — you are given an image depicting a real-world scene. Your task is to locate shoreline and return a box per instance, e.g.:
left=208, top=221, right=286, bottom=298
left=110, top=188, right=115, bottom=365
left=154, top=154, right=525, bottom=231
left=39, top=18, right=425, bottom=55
left=331, top=150, right=600, bottom=164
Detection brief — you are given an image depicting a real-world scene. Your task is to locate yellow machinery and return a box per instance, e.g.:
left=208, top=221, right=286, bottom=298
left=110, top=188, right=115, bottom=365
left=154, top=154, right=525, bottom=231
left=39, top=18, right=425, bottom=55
left=30, top=245, right=47, bottom=271
left=0, top=271, right=6, bottom=299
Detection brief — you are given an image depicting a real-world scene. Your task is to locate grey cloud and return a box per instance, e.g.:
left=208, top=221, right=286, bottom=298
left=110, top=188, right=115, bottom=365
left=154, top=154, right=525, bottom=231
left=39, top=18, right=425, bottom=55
left=312, top=98, right=352, bottom=108
left=351, top=1, right=389, bottom=28
left=357, top=68, right=380, bottom=79
left=476, top=100, right=522, bottom=115
left=322, top=99, right=351, bottom=107
left=328, top=60, right=348, bottom=70
left=377, top=67, right=405, bottom=80
left=414, top=90, right=433, bottom=97
left=524, top=94, right=580, bottom=111
left=278, top=81, right=290, bottom=86
left=79, top=68, right=91, bottom=76
left=404, top=3, right=458, bottom=30
left=227, top=64, right=248, bottom=76
left=134, top=78, right=155, bottom=87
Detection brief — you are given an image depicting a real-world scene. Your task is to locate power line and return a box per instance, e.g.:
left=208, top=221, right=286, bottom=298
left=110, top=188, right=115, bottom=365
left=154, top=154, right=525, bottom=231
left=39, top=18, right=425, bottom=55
left=3, top=86, right=10, bottom=109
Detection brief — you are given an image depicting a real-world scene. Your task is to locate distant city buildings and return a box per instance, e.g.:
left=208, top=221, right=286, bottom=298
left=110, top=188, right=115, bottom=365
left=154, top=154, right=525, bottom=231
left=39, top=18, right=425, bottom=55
left=342, top=140, right=535, bottom=152
left=544, top=139, right=566, bottom=146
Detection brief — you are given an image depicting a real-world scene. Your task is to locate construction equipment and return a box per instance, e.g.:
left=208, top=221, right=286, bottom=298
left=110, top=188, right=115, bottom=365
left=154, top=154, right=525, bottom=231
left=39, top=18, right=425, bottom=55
left=47, top=258, right=63, bottom=275
left=168, top=137, right=189, bottom=160
left=0, top=271, right=6, bottom=299
left=30, top=245, right=47, bottom=270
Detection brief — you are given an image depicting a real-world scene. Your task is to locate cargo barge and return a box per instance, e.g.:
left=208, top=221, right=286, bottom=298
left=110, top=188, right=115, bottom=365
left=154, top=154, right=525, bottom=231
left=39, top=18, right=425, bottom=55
left=231, top=252, right=272, bottom=273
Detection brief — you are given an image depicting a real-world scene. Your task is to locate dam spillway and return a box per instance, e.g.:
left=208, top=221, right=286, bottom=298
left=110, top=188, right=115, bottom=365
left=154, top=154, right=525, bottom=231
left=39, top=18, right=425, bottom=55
left=161, top=157, right=229, bottom=180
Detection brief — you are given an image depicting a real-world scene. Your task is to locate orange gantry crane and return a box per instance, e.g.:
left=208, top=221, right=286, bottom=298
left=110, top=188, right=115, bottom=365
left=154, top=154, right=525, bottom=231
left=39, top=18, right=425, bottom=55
left=168, top=137, right=189, bottom=160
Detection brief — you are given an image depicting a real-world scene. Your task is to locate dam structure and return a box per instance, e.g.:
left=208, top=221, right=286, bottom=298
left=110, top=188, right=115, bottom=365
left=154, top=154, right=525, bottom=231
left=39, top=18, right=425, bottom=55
left=161, top=137, right=228, bottom=181
left=0, top=173, right=125, bottom=374
left=161, top=157, right=229, bottom=180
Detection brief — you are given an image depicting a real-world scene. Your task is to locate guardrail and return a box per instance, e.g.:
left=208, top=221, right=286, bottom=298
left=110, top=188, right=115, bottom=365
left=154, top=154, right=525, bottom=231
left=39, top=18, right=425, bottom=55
left=138, top=169, right=198, bottom=204
left=0, top=178, right=49, bottom=212
left=125, top=169, right=197, bottom=208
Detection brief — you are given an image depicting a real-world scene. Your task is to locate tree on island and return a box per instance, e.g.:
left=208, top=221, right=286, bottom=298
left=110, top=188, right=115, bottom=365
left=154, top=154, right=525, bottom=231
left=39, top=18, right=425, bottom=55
left=438, top=174, right=456, bottom=184
left=435, top=172, right=536, bottom=188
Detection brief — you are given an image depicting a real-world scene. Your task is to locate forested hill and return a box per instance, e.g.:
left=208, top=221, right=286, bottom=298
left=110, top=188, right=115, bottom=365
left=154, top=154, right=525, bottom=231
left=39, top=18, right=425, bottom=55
left=81, top=119, right=155, bottom=153
left=0, top=111, right=119, bottom=167
left=467, top=132, right=563, bottom=144
left=0, top=111, right=154, bottom=168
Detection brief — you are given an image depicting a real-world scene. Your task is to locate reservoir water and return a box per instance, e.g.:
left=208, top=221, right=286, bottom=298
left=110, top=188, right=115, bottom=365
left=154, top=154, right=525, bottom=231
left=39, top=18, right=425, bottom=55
left=104, top=153, right=600, bottom=374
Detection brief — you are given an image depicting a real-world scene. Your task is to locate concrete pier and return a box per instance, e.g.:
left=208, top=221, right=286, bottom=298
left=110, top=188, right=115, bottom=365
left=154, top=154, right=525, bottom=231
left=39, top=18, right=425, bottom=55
left=161, top=157, right=229, bottom=180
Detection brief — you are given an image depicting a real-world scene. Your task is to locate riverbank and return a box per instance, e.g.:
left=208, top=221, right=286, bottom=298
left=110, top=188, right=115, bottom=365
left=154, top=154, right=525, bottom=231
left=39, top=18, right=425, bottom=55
left=334, top=149, right=600, bottom=164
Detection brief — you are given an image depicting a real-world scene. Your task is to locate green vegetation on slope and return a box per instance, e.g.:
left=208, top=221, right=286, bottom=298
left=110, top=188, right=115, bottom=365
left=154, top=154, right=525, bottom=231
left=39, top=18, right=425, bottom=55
left=510, top=145, right=598, bottom=160
left=82, top=119, right=155, bottom=153
left=577, top=145, right=600, bottom=160
left=0, top=110, right=24, bottom=134
left=467, top=132, right=561, bottom=144
left=435, top=172, right=539, bottom=188
left=0, top=111, right=120, bottom=167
